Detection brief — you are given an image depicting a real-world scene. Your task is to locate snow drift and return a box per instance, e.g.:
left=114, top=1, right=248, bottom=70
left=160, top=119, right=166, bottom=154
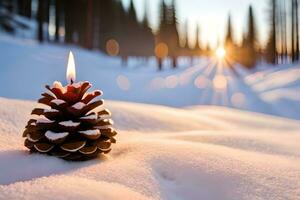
left=0, top=97, right=299, bottom=200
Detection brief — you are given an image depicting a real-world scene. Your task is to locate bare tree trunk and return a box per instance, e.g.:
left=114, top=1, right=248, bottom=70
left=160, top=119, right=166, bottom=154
left=279, top=0, right=284, bottom=63
left=55, top=0, right=62, bottom=42
left=283, top=0, right=288, bottom=62
left=17, top=0, right=31, bottom=18
left=172, top=57, right=177, bottom=68
left=272, top=0, right=277, bottom=64
left=157, top=57, right=163, bottom=71
left=37, top=0, right=45, bottom=43
left=296, top=0, right=299, bottom=60
left=86, top=0, right=94, bottom=49
left=45, top=0, right=50, bottom=41
left=292, top=0, right=295, bottom=62
left=64, top=0, right=73, bottom=44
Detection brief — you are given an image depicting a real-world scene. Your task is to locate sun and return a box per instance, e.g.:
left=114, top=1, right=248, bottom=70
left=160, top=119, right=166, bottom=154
left=216, top=47, right=226, bottom=59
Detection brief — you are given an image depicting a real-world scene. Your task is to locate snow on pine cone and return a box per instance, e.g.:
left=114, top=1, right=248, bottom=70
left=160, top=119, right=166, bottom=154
left=22, top=81, right=117, bottom=161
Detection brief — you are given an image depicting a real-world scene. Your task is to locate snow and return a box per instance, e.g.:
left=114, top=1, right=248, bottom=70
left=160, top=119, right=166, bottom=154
left=72, top=82, right=86, bottom=89
left=0, top=33, right=299, bottom=120
left=36, top=118, right=54, bottom=124
left=51, top=99, right=66, bottom=105
left=0, top=31, right=300, bottom=199
left=59, top=120, right=80, bottom=127
left=44, top=109, right=59, bottom=113
left=72, top=102, right=86, bottom=110
left=79, top=129, right=100, bottom=136
left=45, top=131, right=69, bottom=141
left=80, top=114, right=98, bottom=120
left=0, top=97, right=300, bottom=200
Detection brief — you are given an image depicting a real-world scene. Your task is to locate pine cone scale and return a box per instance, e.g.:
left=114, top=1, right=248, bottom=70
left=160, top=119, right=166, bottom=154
left=22, top=82, right=117, bottom=161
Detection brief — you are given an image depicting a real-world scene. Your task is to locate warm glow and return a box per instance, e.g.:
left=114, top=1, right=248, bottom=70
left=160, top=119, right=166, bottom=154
left=213, top=75, right=227, bottom=90
left=194, top=75, right=210, bottom=89
left=67, top=51, right=76, bottom=84
left=216, top=47, right=226, bottom=59
left=106, top=39, right=120, bottom=56
left=155, top=43, right=168, bottom=58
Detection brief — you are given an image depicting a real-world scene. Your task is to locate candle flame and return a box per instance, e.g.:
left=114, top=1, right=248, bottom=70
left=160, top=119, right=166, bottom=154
left=67, top=51, right=76, bottom=84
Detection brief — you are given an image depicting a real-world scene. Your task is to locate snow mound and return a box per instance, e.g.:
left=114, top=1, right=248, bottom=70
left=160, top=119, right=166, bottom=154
left=0, top=97, right=300, bottom=200
left=245, top=64, right=300, bottom=119
left=1, top=176, right=152, bottom=200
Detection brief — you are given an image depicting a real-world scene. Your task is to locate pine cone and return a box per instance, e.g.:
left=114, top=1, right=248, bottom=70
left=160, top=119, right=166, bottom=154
left=23, top=81, right=117, bottom=161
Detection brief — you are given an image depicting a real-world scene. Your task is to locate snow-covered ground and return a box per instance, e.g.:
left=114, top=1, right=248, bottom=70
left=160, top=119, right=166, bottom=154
left=0, top=97, right=300, bottom=200
left=0, top=33, right=300, bottom=199
left=0, top=33, right=300, bottom=119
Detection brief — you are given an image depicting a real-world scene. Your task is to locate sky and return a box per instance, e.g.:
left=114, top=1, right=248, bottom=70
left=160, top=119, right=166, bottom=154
left=122, top=0, right=269, bottom=48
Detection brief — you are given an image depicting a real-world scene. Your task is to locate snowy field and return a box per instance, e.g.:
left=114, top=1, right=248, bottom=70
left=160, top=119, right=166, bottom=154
left=0, top=33, right=300, bottom=119
left=0, top=33, right=300, bottom=200
left=0, top=97, right=300, bottom=200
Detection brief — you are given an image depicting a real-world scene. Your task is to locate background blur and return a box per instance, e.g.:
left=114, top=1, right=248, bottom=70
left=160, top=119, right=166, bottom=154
left=0, top=0, right=300, bottom=120
left=1, top=0, right=295, bottom=67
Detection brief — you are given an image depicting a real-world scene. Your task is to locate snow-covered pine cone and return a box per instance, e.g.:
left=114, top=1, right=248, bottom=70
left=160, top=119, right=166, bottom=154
left=22, top=81, right=117, bottom=161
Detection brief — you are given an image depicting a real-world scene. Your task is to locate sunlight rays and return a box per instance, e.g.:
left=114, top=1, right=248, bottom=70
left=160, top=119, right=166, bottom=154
left=147, top=53, right=250, bottom=109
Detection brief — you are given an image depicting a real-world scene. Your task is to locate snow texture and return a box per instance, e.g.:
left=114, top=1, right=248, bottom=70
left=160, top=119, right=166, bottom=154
left=45, top=131, right=69, bottom=141
left=36, top=118, right=54, bottom=124
left=51, top=99, right=66, bottom=105
left=72, top=102, right=86, bottom=110
left=44, top=109, right=59, bottom=113
left=79, top=129, right=100, bottom=136
left=59, top=120, right=80, bottom=127
left=0, top=97, right=300, bottom=200
left=80, top=114, right=98, bottom=120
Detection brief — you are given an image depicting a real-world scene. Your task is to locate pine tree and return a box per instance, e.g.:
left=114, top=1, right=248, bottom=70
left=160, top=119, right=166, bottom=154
left=295, top=0, right=299, bottom=60
left=140, top=3, right=155, bottom=58
left=55, top=0, right=63, bottom=42
left=17, top=0, right=31, bottom=18
left=169, top=0, right=179, bottom=68
left=246, top=6, right=256, bottom=47
left=242, top=5, right=257, bottom=68
left=225, top=14, right=233, bottom=47
left=155, top=0, right=169, bottom=70
left=128, top=0, right=139, bottom=56
left=265, top=0, right=277, bottom=64
left=37, top=0, right=45, bottom=42
left=280, top=0, right=288, bottom=62
left=194, top=25, right=201, bottom=52
left=292, top=0, right=296, bottom=61
left=85, top=0, right=94, bottom=49
left=183, top=20, right=189, bottom=49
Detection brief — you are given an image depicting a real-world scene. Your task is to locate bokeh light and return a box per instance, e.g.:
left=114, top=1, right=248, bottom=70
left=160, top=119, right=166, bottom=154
left=213, top=75, right=227, bottom=90
left=116, top=75, right=130, bottom=91
left=155, top=42, right=168, bottom=59
left=194, top=75, right=210, bottom=89
left=216, top=47, right=226, bottom=59
left=231, top=92, right=246, bottom=107
left=106, top=39, right=120, bottom=56
left=150, top=77, right=165, bottom=89
left=165, top=75, right=178, bottom=88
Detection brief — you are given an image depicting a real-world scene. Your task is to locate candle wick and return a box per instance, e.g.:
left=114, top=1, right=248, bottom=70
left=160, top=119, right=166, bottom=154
left=70, top=79, right=74, bottom=85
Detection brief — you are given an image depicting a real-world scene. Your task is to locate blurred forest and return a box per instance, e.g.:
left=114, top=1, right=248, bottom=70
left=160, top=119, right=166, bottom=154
left=0, top=0, right=299, bottom=70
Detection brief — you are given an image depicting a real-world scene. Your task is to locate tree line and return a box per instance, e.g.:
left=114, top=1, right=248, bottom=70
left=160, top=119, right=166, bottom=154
left=0, top=0, right=300, bottom=69
left=264, top=0, right=300, bottom=65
